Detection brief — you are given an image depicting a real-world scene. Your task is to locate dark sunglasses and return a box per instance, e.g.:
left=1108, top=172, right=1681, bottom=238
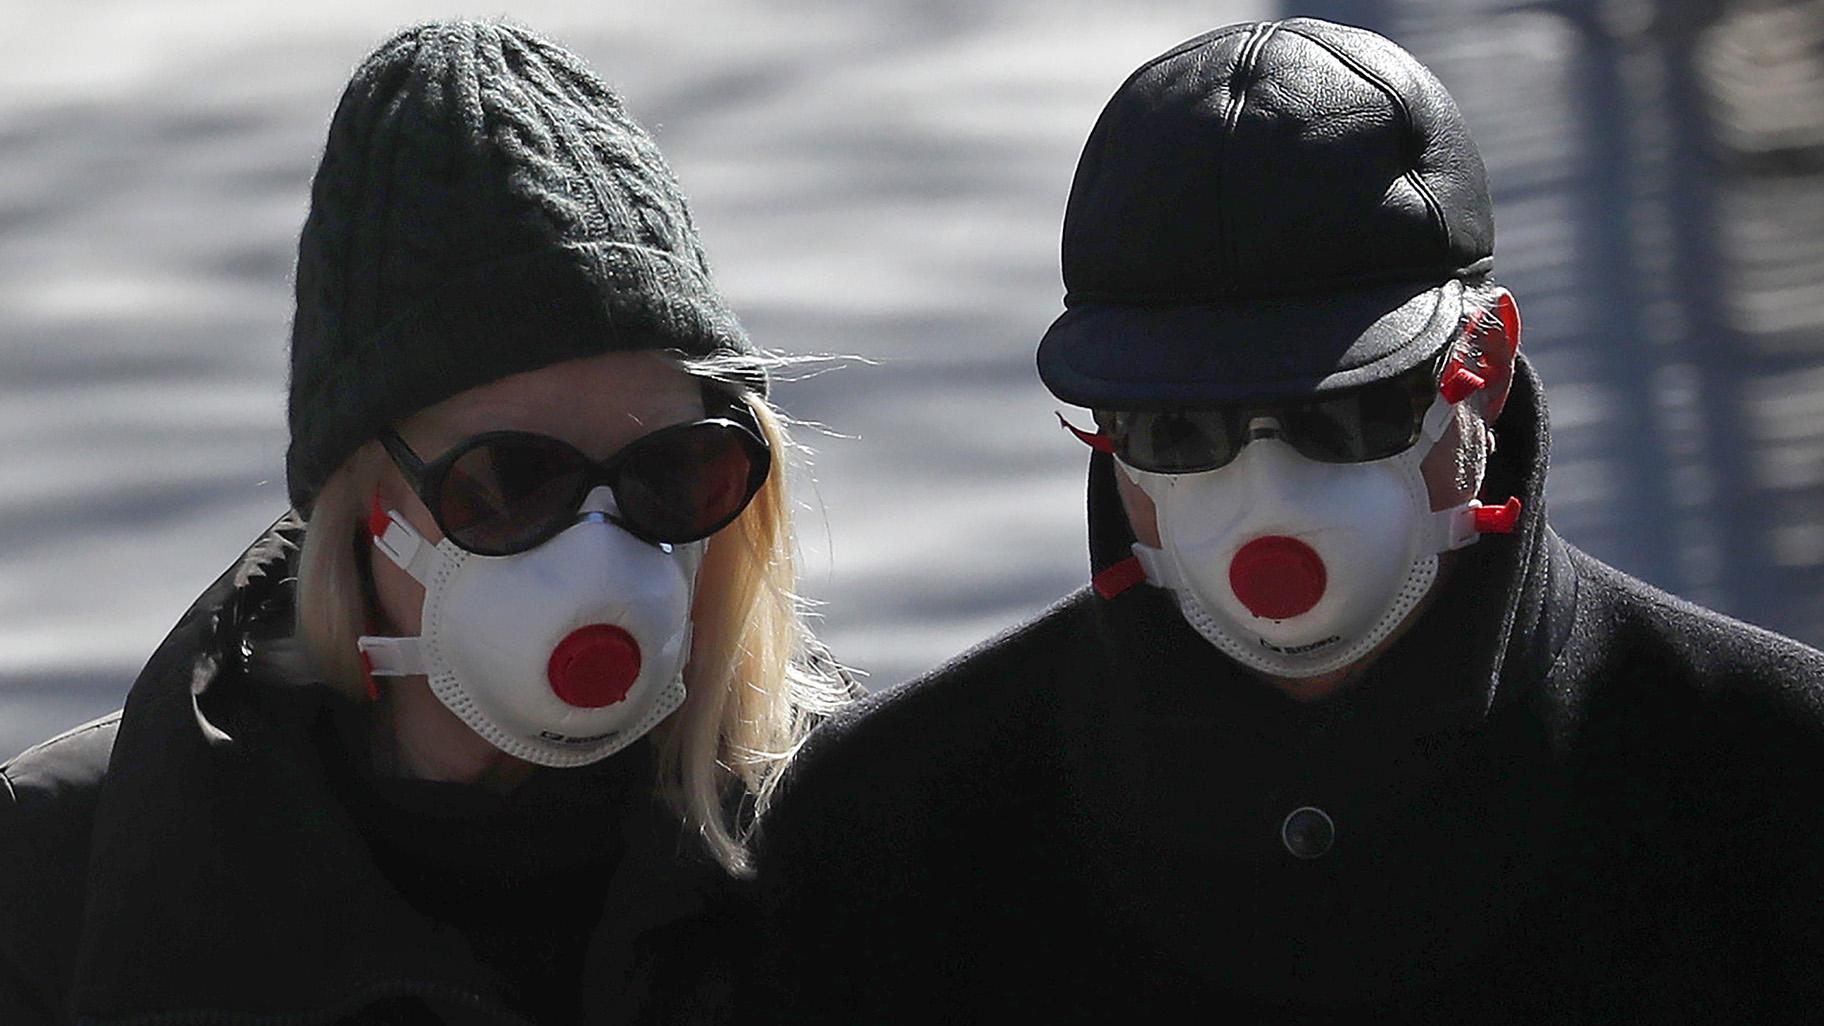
left=1090, top=349, right=1455, bottom=474
left=379, top=392, right=771, bottom=556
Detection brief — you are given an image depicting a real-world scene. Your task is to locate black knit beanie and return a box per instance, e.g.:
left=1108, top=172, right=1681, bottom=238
left=286, top=20, right=760, bottom=513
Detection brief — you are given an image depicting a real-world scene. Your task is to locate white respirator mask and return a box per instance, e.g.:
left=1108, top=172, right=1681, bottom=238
left=1086, top=362, right=1519, bottom=679
left=356, top=487, right=700, bottom=768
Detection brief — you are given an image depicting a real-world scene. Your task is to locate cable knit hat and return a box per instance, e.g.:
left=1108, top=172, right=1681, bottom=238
left=286, top=20, right=759, bottom=512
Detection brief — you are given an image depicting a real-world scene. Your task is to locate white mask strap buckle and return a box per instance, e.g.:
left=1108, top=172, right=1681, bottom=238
left=1434, top=502, right=1485, bottom=552
left=1431, top=497, right=1525, bottom=552
left=357, top=635, right=427, bottom=676
left=369, top=504, right=443, bottom=586
left=1131, top=542, right=1180, bottom=589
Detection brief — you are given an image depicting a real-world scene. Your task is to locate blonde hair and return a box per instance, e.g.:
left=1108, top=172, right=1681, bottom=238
left=294, top=358, right=852, bottom=876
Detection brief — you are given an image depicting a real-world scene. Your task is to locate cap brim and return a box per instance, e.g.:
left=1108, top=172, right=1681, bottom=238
left=1037, top=278, right=1463, bottom=409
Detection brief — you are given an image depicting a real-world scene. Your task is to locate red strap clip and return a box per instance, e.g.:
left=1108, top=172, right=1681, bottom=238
left=1440, top=361, right=1487, bottom=405
left=1093, top=555, right=1147, bottom=600
left=1057, top=413, right=1114, bottom=454
left=368, top=492, right=393, bottom=539
left=1473, top=497, right=1523, bottom=534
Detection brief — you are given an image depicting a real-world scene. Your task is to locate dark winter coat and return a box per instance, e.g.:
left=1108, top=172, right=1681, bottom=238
left=0, top=522, right=748, bottom=1026
left=755, top=355, right=1824, bottom=1023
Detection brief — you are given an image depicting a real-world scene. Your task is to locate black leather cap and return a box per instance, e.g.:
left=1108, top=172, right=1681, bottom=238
left=1038, top=19, right=1494, bottom=410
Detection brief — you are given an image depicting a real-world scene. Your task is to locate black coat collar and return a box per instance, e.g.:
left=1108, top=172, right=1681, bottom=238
left=70, top=523, right=728, bottom=1024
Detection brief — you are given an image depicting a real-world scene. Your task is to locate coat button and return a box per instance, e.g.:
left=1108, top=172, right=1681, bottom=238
left=1281, top=806, right=1335, bottom=859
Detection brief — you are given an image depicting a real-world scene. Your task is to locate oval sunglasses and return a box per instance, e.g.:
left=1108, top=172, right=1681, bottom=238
left=378, top=390, right=772, bottom=556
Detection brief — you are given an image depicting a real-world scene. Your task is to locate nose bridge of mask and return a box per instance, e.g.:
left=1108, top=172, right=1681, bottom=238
left=1222, top=433, right=1316, bottom=527
left=1243, top=413, right=1278, bottom=440
left=574, top=484, right=693, bottom=561
left=580, top=484, right=618, bottom=517
left=1237, top=414, right=1310, bottom=481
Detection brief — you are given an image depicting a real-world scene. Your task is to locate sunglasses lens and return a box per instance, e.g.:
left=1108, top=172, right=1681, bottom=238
left=1278, top=391, right=1409, bottom=462
left=1096, top=409, right=1240, bottom=473
left=1280, top=368, right=1437, bottom=462
left=440, top=436, right=590, bottom=554
left=613, top=422, right=765, bottom=543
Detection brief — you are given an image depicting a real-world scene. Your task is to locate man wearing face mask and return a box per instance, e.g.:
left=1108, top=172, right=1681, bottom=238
left=757, top=17, right=1824, bottom=1023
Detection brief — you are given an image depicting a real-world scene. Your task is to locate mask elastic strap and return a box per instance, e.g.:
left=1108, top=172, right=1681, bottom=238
left=357, top=635, right=427, bottom=677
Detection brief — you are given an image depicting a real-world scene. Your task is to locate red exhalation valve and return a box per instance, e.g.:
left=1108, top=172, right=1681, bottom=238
left=1229, top=536, right=1328, bottom=620
left=1474, top=497, right=1523, bottom=534
left=1057, top=413, right=1114, bottom=454
left=1440, top=361, right=1487, bottom=405
left=548, top=625, right=643, bottom=708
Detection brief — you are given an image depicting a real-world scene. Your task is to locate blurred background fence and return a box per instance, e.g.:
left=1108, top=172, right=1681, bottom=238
left=1313, top=0, right=1824, bottom=654
left=2, top=0, right=1820, bottom=759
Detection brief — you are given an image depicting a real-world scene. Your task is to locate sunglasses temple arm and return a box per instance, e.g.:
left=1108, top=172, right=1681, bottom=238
left=377, top=429, right=430, bottom=491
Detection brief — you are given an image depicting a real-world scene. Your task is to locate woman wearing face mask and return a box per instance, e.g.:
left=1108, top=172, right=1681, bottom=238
left=0, top=21, right=850, bottom=1026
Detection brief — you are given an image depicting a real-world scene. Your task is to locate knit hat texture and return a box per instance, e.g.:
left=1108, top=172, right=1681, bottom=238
left=286, top=20, right=758, bottom=512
